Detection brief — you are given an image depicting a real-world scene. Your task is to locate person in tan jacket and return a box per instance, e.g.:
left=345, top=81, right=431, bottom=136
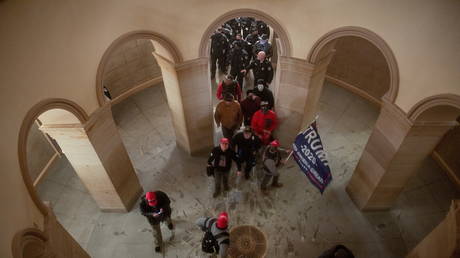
left=215, top=93, right=243, bottom=140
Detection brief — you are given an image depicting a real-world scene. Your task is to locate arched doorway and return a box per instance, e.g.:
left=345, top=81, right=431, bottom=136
left=199, top=9, right=292, bottom=143
left=18, top=99, right=93, bottom=255
left=97, top=34, right=181, bottom=190
left=95, top=30, right=199, bottom=155
left=18, top=99, right=89, bottom=217
left=300, top=26, right=398, bottom=189
left=304, top=26, right=399, bottom=125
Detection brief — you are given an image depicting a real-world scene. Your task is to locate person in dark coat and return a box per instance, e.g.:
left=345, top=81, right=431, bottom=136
left=240, top=89, right=261, bottom=126
left=318, top=245, right=355, bottom=258
left=232, top=126, right=262, bottom=179
left=225, top=18, right=241, bottom=36
left=241, top=51, right=274, bottom=86
left=240, top=16, right=256, bottom=38
left=256, top=20, right=270, bottom=39
left=253, top=79, right=274, bottom=110
left=253, top=34, right=273, bottom=59
left=207, top=138, right=242, bottom=197
left=226, top=40, right=250, bottom=89
left=210, top=27, right=230, bottom=79
left=140, top=191, right=174, bottom=252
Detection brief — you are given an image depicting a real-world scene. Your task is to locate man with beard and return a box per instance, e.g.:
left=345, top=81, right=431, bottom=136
left=251, top=101, right=278, bottom=145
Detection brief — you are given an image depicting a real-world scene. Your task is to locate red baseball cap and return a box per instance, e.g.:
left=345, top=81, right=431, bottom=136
left=216, top=212, right=228, bottom=229
left=270, top=140, right=280, bottom=147
left=220, top=138, right=229, bottom=144
left=146, top=192, right=157, bottom=206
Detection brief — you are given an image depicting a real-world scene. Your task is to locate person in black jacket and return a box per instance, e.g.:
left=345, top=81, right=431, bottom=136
left=232, top=126, right=261, bottom=179
left=256, top=20, right=270, bottom=39
left=253, top=34, right=273, bottom=59
left=318, top=245, right=355, bottom=258
left=253, top=79, right=274, bottom=110
left=227, top=40, right=250, bottom=89
left=241, top=51, right=274, bottom=86
left=140, top=191, right=174, bottom=252
left=210, top=27, right=230, bottom=79
left=208, top=138, right=242, bottom=198
left=240, top=16, right=256, bottom=38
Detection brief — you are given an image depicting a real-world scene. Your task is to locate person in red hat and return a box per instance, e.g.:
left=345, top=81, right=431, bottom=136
left=261, top=139, right=289, bottom=194
left=196, top=212, right=230, bottom=257
left=208, top=138, right=242, bottom=198
left=139, top=191, right=173, bottom=252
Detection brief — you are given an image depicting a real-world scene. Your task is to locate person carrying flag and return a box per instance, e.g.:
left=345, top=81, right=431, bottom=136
left=261, top=140, right=290, bottom=194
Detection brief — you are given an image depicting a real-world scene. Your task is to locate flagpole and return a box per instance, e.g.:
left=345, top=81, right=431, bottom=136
left=284, top=115, right=319, bottom=163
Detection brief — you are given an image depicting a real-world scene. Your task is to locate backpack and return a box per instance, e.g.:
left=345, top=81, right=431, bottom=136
left=201, top=218, right=219, bottom=253
left=222, top=81, right=237, bottom=97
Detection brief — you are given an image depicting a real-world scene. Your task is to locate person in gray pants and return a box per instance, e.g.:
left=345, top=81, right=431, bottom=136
left=261, top=139, right=288, bottom=194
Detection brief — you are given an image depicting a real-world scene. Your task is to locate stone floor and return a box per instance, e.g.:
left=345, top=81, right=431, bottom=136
left=35, top=82, right=460, bottom=257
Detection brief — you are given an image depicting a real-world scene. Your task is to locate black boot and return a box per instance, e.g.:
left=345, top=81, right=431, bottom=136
left=271, top=176, right=283, bottom=188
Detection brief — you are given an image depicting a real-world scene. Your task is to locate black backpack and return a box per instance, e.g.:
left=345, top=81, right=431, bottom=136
left=201, top=218, right=219, bottom=253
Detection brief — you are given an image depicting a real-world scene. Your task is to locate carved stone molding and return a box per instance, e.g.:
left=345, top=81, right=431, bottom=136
left=175, top=57, right=208, bottom=71
left=407, top=94, right=460, bottom=122
left=96, top=30, right=183, bottom=106
left=199, top=8, right=292, bottom=57
left=18, top=99, right=89, bottom=216
left=12, top=228, right=53, bottom=258
left=307, top=26, right=399, bottom=103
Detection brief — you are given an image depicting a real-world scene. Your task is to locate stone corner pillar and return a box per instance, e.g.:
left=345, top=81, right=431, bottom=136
left=175, top=57, right=214, bottom=154
left=274, top=54, right=334, bottom=147
left=84, top=104, right=143, bottom=212
left=40, top=104, right=142, bottom=212
left=346, top=100, right=456, bottom=210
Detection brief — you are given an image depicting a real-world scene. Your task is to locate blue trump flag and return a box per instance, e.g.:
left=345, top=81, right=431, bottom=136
left=291, top=121, right=332, bottom=193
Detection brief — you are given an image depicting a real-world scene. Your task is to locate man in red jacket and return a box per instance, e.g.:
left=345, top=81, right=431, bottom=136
left=216, top=75, right=242, bottom=102
left=251, top=101, right=278, bottom=145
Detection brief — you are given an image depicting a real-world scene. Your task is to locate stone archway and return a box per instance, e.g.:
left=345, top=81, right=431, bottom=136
left=198, top=9, right=293, bottom=145
left=95, top=30, right=183, bottom=106
left=408, top=94, right=460, bottom=121
left=347, top=94, right=460, bottom=210
left=18, top=98, right=89, bottom=216
left=95, top=30, right=210, bottom=154
left=198, top=8, right=292, bottom=58
left=306, top=26, right=399, bottom=103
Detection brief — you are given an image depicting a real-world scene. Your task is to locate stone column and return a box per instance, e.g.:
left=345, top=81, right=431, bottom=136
left=275, top=56, right=314, bottom=146
left=153, top=53, right=192, bottom=153
left=346, top=100, right=457, bottom=210
left=175, top=57, right=214, bottom=154
left=274, top=52, right=333, bottom=146
left=40, top=105, right=142, bottom=212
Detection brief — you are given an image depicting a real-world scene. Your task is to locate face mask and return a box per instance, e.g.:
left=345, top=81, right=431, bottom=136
left=257, top=84, right=264, bottom=91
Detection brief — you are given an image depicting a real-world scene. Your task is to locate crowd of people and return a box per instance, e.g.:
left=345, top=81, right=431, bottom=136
left=138, top=17, right=355, bottom=258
